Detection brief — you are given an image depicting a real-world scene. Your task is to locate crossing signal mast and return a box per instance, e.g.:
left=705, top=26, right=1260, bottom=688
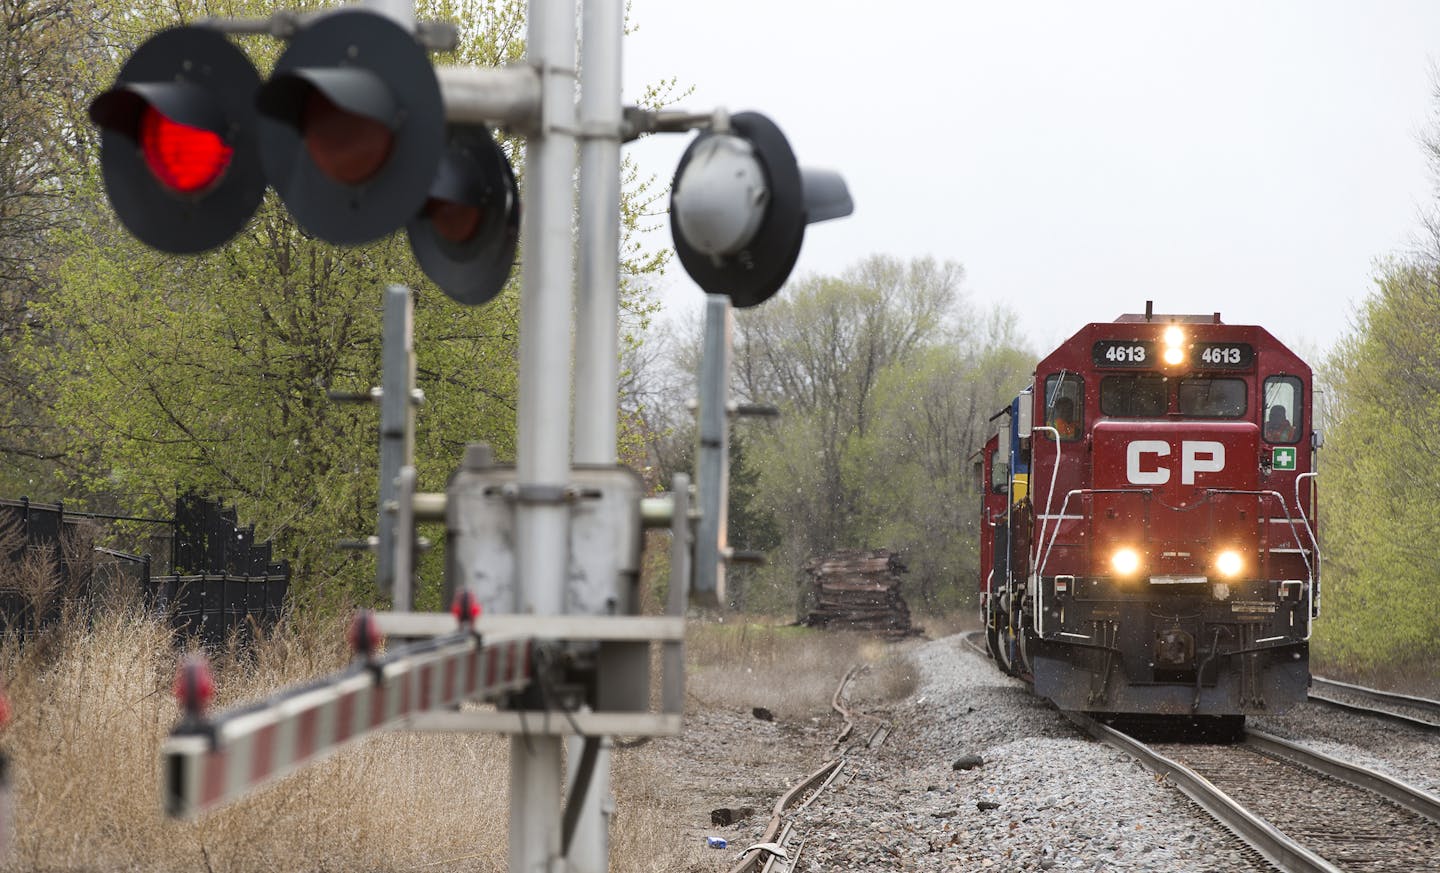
left=86, top=1, right=851, bottom=871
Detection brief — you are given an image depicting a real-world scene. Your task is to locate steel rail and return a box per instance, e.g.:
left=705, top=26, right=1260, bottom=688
left=1310, top=676, right=1440, bottom=727
left=729, top=664, right=888, bottom=873
left=961, top=630, right=990, bottom=659
left=1245, top=728, right=1440, bottom=824
left=1062, top=711, right=1341, bottom=873
left=830, top=664, right=861, bottom=747
left=1307, top=690, right=1440, bottom=732
left=726, top=757, right=842, bottom=873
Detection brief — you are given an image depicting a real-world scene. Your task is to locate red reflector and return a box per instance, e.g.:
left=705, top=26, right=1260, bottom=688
left=140, top=105, right=233, bottom=194
left=301, top=90, right=394, bottom=186
left=348, top=609, right=383, bottom=659
left=173, top=654, right=215, bottom=717
left=451, top=590, right=481, bottom=625
left=424, top=198, right=484, bottom=243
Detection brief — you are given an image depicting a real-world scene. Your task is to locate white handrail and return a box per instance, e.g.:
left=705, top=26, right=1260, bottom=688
left=1294, top=472, right=1321, bottom=617
left=1029, top=425, right=1063, bottom=635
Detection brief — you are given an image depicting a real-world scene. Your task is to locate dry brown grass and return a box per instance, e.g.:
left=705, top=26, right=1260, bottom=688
left=1, top=608, right=516, bottom=873
left=683, top=617, right=919, bottom=719
left=0, top=604, right=921, bottom=872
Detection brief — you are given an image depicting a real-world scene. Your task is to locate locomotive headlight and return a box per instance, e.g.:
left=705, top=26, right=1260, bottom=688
left=1111, top=547, right=1142, bottom=577
left=1215, top=550, right=1244, bottom=578
left=1162, top=325, right=1186, bottom=365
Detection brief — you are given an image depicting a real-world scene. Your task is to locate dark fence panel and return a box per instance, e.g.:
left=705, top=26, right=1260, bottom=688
left=0, top=494, right=290, bottom=646
left=0, top=498, right=95, bottom=633
left=147, top=573, right=290, bottom=647
left=151, top=495, right=290, bottom=646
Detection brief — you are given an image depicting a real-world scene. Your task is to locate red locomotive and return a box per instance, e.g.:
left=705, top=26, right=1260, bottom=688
left=979, top=307, right=1318, bottom=730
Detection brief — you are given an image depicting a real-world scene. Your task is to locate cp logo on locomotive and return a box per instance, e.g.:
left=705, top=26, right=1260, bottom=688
left=1125, top=440, right=1225, bottom=485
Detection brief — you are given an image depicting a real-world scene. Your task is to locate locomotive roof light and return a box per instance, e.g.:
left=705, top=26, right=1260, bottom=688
left=1110, top=546, right=1142, bottom=578
left=1215, top=549, right=1244, bottom=579
left=1162, top=325, right=1187, bottom=366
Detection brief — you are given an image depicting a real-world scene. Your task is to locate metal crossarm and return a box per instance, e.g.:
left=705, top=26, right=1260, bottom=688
left=161, top=631, right=533, bottom=819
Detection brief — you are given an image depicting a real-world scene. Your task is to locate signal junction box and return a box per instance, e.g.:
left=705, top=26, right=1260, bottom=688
left=444, top=453, right=644, bottom=618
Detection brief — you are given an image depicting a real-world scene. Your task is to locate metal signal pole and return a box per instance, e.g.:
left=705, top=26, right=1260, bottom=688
left=513, top=0, right=578, bottom=869
left=570, top=0, right=626, bottom=866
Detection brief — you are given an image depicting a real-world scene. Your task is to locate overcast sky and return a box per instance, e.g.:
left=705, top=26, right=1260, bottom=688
left=619, top=1, right=1440, bottom=356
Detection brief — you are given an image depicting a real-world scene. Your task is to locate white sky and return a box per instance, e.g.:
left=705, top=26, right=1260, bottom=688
left=620, top=1, right=1440, bottom=356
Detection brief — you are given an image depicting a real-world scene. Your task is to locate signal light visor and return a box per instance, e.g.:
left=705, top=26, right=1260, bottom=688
left=1110, top=547, right=1142, bottom=577
left=140, top=106, right=233, bottom=194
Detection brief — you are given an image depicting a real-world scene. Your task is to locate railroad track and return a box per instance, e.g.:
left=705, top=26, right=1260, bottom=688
left=1308, top=676, right=1440, bottom=732
left=1067, top=711, right=1440, bottom=872
left=960, top=629, right=989, bottom=659
left=726, top=663, right=891, bottom=873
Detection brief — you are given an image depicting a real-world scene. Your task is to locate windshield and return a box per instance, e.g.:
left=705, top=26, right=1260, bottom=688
left=1178, top=378, right=1247, bottom=418
left=1100, top=375, right=1167, bottom=418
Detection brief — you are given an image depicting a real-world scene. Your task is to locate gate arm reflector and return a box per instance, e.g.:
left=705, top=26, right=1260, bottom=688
left=161, top=630, right=534, bottom=819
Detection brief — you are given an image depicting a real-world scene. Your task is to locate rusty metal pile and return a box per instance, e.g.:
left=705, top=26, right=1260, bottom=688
left=801, top=549, right=913, bottom=635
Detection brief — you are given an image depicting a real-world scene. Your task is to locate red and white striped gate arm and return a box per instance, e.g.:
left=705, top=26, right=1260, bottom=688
left=161, top=630, right=533, bottom=819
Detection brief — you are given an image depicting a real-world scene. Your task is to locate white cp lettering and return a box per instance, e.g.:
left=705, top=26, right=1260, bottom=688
left=1125, top=440, right=1226, bottom=485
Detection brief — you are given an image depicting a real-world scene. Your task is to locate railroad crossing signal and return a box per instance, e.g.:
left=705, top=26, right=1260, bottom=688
left=94, top=5, right=854, bottom=870
left=86, top=26, right=265, bottom=254
left=87, top=13, right=518, bottom=304
left=670, top=111, right=853, bottom=308
left=256, top=9, right=445, bottom=246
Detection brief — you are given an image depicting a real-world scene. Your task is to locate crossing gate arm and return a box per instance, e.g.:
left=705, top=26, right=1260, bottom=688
left=374, top=612, right=687, bottom=737
left=161, top=631, right=534, bottom=819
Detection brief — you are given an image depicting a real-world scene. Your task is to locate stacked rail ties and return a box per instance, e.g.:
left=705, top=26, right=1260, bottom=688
left=801, top=549, right=913, bottom=635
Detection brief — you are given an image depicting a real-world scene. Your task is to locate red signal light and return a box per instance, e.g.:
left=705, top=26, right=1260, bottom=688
left=139, top=105, right=233, bottom=194
left=301, top=90, right=394, bottom=186
left=424, top=198, right=484, bottom=244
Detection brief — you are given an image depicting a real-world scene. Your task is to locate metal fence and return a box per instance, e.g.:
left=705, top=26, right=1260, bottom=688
left=0, top=495, right=289, bottom=645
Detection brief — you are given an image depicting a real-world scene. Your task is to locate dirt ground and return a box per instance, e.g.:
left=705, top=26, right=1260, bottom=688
left=607, top=618, right=934, bottom=872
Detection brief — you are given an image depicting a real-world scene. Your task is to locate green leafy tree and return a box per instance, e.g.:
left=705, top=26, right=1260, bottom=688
left=849, top=313, right=1033, bottom=609
left=1316, top=261, right=1440, bottom=667
left=1313, top=76, right=1440, bottom=671
left=725, top=255, right=1033, bottom=614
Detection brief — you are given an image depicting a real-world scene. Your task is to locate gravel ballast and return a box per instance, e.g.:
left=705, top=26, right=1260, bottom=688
left=686, top=634, right=1271, bottom=872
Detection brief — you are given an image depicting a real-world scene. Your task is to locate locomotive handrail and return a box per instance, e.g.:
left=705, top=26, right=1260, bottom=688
left=1206, top=488, right=1314, bottom=642
left=1207, top=489, right=1314, bottom=581
left=1029, top=425, right=1064, bottom=586
left=1033, top=487, right=1151, bottom=636
left=1035, top=487, right=1155, bottom=581
left=1295, top=472, right=1321, bottom=616
left=1034, top=486, right=1316, bottom=641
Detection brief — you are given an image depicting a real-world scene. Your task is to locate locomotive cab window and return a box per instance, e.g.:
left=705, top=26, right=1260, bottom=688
left=1043, top=374, right=1083, bottom=440
left=1178, top=377, right=1247, bottom=418
left=1263, top=376, right=1303, bottom=443
left=990, top=444, right=1008, bottom=493
left=1100, top=374, right=1167, bottom=418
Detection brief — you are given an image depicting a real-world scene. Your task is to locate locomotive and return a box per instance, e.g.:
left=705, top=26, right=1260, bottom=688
left=978, top=307, right=1319, bottom=728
